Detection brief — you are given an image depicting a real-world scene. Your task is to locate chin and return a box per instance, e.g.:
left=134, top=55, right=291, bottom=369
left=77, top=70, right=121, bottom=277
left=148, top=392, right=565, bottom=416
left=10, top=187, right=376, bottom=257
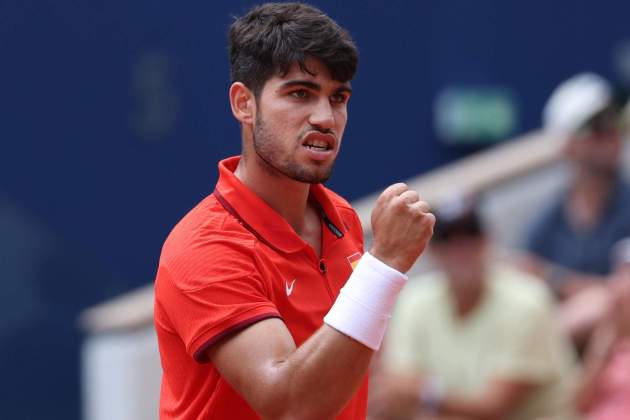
left=287, top=162, right=334, bottom=184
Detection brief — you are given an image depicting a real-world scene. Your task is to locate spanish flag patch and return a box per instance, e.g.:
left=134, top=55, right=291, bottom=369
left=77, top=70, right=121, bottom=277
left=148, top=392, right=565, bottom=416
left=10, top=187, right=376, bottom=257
left=346, top=252, right=362, bottom=270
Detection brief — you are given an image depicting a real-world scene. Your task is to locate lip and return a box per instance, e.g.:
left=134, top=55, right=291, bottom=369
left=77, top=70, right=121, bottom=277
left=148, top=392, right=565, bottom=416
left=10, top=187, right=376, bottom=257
left=301, top=132, right=337, bottom=161
left=301, top=131, right=337, bottom=149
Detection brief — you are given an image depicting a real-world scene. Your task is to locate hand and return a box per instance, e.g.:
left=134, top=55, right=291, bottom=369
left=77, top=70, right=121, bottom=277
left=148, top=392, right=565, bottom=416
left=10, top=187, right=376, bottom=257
left=370, top=183, right=435, bottom=273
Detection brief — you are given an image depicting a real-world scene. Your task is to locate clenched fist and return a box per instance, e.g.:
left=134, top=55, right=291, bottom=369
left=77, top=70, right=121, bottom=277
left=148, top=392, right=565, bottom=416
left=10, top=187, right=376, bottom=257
left=369, top=183, right=435, bottom=273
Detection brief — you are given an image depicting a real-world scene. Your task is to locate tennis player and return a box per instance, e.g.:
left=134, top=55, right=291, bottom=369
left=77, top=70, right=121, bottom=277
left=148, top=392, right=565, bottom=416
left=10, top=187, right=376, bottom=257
left=154, top=3, right=434, bottom=419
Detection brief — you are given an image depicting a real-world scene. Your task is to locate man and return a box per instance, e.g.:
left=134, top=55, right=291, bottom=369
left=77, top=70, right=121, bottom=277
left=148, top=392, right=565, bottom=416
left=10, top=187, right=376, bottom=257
left=524, top=73, right=630, bottom=299
left=374, top=197, right=577, bottom=420
left=154, top=3, right=435, bottom=420
left=576, top=238, right=630, bottom=420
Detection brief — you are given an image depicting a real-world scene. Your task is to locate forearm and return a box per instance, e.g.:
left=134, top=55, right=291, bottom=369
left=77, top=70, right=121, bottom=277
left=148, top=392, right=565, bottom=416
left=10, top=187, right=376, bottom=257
left=521, top=254, right=605, bottom=298
left=438, top=396, right=507, bottom=420
left=437, top=381, right=534, bottom=420
left=210, top=182, right=434, bottom=419
left=260, top=252, right=408, bottom=418
left=375, top=375, right=533, bottom=420
left=214, top=253, right=408, bottom=419
left=575, top=328, right=616, bottom=412
left=263, top=325, right=373, bottom=420
left=371, top=377, right=522, bottom=420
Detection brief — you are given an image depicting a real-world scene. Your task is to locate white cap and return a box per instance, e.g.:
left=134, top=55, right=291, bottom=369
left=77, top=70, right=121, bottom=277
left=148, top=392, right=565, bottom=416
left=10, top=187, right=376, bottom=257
left=543, top=72, right=613, bottom=136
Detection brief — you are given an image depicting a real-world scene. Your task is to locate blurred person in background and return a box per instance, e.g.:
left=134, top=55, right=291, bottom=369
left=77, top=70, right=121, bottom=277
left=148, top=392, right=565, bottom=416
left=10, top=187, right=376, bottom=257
left=371, top=197, right=577, bottom=420
left=523, top=73, right=630, bottom=301
left=575, top=238, right=630, bottom=420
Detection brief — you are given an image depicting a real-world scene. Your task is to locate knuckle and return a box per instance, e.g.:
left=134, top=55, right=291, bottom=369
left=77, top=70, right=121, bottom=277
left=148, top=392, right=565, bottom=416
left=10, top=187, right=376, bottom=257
left=423, top=212, right=436, bottom=224
left=405, top=191, right=420, bottom=203
left=391, top=196, right=406, bottom=208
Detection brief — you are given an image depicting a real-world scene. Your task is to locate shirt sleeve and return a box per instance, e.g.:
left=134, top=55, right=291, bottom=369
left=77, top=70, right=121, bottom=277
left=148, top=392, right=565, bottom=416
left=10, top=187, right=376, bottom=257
left=155, top=237, right=280, bottom=363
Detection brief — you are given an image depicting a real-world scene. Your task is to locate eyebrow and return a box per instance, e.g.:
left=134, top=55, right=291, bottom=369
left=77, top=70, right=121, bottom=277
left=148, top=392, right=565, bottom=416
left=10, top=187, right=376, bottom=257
left=279, top=80, right=352, bottom=95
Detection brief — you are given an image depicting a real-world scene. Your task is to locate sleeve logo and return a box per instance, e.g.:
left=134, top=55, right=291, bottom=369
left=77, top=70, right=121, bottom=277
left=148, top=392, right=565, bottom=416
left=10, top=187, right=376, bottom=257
left=346, top=252, right=362, bottom=270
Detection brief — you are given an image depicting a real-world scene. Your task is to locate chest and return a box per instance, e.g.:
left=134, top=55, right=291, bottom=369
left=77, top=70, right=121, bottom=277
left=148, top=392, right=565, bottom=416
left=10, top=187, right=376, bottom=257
left=418, top=303, right=518, bottom=392
left=260, top=237, right=363, bottom=346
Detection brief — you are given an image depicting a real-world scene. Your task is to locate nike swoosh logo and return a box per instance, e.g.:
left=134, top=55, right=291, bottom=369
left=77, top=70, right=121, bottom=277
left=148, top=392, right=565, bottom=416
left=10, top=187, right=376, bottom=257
left=285, top=279, right=296, bottom=296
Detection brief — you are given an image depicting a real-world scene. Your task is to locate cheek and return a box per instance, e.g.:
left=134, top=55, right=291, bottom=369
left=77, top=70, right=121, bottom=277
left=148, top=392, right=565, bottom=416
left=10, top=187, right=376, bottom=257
left=605, top=140, right=622, bottom=156
left=335, top=110, right=348, bottom=134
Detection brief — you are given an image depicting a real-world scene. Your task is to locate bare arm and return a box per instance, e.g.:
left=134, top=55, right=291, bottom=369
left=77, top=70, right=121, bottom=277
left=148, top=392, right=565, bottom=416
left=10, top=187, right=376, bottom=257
left=208, top=319, right=372, bottom=420
left=574, top=324, right=616, bottom=413
left=209, top=183, right=435, bottom=420
left=514, top=252, right=606, bottom=299
left=438, top=380, right=535, bottom=420
left=371, top=374, right=534, bottom=420
left=575, top=276, right=630, bottom=412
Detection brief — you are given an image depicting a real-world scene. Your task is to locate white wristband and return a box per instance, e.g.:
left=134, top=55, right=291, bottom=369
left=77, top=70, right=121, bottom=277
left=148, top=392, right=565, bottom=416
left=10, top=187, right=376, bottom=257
left=323, top=252, right=408, bottom=350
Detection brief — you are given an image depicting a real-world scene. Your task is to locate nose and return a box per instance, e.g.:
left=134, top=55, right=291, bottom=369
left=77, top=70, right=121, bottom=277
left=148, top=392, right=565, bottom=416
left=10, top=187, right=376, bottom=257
left=308, top=97, right=335, bottom=131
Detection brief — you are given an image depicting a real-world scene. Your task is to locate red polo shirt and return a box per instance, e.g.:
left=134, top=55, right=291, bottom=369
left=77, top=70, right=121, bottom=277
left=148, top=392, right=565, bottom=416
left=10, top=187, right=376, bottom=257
left=154, top=156, right=366, bottom=419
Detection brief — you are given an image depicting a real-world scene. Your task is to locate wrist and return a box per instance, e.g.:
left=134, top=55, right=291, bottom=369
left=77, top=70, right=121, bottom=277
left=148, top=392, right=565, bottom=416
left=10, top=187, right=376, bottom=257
left=323, top=252, right=408, bottom=350
left=369, top=247, right=408, bottom=273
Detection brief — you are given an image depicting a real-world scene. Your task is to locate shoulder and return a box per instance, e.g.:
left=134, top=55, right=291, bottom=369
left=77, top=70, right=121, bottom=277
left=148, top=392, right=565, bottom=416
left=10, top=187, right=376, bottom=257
left=158, top=194, right=260, bottom=291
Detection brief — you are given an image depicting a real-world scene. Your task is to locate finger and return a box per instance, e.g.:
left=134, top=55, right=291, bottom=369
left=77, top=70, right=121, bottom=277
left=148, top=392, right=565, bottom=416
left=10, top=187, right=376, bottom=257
left=399, top=190, right=420, bottom=205
left=408, top=200, right=432, bottom=213
left=381, top=183, right=408, bottom=198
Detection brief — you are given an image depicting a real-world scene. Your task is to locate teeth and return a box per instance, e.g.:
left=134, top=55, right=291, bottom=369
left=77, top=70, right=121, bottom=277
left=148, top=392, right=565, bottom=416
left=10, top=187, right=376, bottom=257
left=305, top=141, right=327, bottom=148
left=310, top=140, right=327, bottom=148
left=306, top=144, right=327, bottom=150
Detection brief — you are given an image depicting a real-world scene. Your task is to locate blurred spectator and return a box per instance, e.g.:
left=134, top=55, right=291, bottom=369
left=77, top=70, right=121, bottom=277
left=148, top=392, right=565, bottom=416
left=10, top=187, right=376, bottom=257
left=524, top=73, right=630, bottom=300
left=575, top=238, right=630, bottom=420
left=371, top=197, right=577, bottom=420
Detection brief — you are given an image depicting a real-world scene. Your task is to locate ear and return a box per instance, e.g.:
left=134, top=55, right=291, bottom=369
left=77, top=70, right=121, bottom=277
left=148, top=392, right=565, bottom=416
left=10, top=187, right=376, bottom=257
left=229, top=82, right=256, bottom=125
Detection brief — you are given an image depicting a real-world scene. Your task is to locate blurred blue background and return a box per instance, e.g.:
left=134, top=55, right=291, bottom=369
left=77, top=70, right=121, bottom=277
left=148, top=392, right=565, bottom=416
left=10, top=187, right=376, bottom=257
left=1, top=0, right=629, bottom=418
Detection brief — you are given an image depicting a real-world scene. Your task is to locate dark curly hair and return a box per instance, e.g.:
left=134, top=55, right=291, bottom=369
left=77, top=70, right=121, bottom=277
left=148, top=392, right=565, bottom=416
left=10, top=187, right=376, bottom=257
left=229, top=2, right=358, bottom=96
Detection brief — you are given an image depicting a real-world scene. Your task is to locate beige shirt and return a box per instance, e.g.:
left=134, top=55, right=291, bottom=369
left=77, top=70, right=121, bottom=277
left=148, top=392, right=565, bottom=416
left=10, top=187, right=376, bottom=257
left=382, top=265, right=578, bottom=420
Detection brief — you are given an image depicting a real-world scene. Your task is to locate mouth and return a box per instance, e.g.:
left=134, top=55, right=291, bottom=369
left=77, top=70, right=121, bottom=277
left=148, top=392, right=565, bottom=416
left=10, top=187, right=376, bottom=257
left=301, top=132, right=336, bottom=152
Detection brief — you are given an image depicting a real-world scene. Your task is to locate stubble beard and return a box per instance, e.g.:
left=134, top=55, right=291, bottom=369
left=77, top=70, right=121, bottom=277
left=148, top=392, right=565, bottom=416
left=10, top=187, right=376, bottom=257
left=252, top=113, right=335, bottom=184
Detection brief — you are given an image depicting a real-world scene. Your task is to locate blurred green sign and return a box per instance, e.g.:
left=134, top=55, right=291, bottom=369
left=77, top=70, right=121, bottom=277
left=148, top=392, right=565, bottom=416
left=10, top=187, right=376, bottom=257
left=434, top=86, right=517, bottom=144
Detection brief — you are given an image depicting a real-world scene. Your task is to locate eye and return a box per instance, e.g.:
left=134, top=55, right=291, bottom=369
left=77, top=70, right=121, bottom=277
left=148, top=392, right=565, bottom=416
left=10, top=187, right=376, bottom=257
left=290, top=90, right=309, bottom=99
left=331, top=93, right=349, bottom=105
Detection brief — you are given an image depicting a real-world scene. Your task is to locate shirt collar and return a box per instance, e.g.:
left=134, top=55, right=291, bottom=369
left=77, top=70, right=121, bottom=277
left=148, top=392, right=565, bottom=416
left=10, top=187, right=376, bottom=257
left=214, top=156, right=346, bottom=254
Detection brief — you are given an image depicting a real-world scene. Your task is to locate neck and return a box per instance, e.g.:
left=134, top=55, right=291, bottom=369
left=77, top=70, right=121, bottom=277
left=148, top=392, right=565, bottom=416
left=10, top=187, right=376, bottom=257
left=235, top=154, right=311, bottom=234
left=448, top=276, right=485, bottom=318
left=573, top=169, right=615, bottom=203
left=568, top=170, right=615, bottom=228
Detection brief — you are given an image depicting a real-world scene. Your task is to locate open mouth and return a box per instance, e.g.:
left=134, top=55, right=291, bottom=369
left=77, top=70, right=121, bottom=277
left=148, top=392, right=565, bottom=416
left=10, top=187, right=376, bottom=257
left=304, top=140, right=331, bottom=152
left=302, top=132, right=336, bottom=152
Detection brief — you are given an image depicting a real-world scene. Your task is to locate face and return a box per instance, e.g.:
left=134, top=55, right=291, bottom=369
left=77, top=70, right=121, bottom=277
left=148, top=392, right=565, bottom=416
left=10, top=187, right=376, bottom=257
left=568, top=128, right=622, bottom=176
left=431, top=234, right=487, bottom=289
left=250, top=59, right=351, bottom=184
